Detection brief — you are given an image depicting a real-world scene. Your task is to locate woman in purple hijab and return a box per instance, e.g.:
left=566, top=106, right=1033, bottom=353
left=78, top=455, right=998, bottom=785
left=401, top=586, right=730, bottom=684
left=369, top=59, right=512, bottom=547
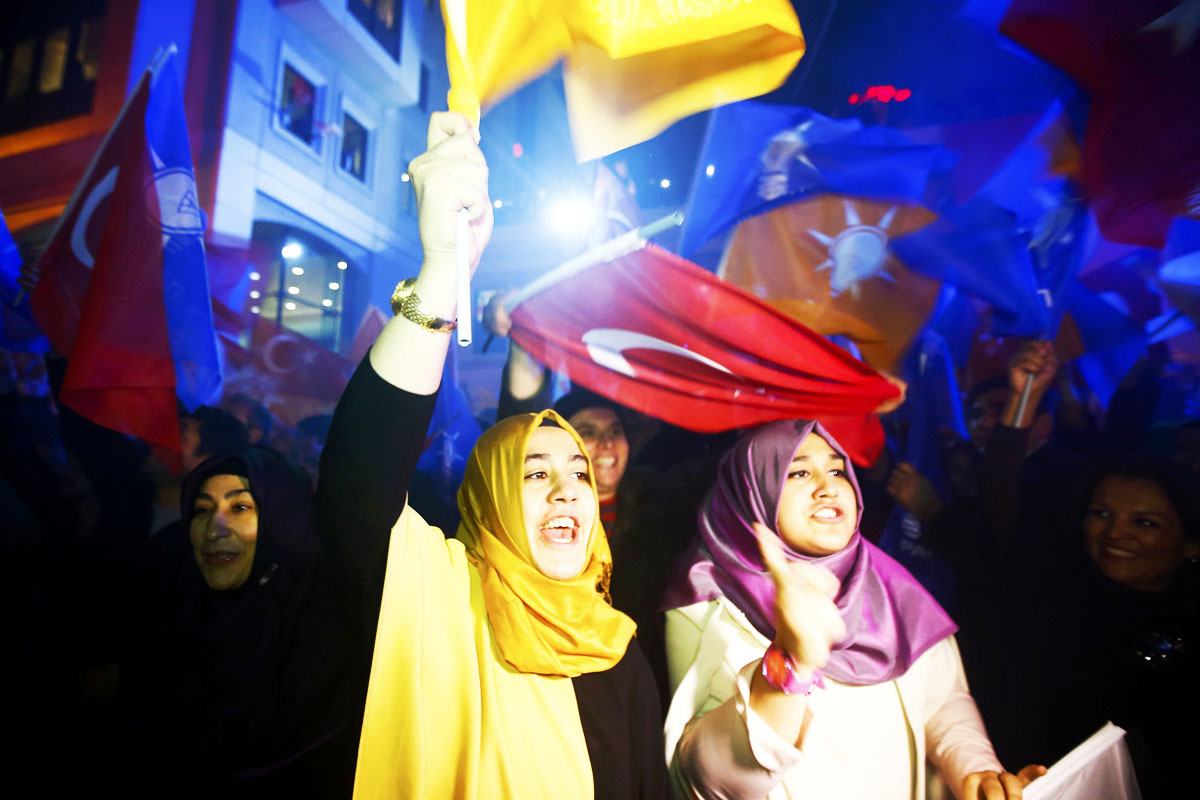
left=662, top=419, right=1042, bottom=800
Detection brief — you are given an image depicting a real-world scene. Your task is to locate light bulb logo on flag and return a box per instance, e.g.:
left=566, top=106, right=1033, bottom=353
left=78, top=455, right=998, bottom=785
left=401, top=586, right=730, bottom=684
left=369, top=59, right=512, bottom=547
left=807, top=201, right=900, bottom=298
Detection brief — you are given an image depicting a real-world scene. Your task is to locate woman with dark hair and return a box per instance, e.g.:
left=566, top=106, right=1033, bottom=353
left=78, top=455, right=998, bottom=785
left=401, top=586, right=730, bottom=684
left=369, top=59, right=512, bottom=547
left=976, top=457, right=1200, bottom=798
left=109, top=446, right=357, bottom=794
left=314, top=111, right=666, bottom=798
left=662, top=420, right=1040, bottom=800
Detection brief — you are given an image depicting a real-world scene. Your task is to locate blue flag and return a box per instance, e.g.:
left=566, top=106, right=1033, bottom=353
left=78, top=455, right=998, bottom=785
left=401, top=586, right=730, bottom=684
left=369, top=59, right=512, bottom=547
left=890, top=197, right=1049, bottom=336
left=680, top=102, right=955, bottom=255
left=416, top=352, right=482, bottom=525
left=1061, top=281, right=1147, bottom=407
left=148, top=51, right=222, bottom=411
left=877, top=330, right=966, bottom=610
left=0, top=209, right=48, bottom=353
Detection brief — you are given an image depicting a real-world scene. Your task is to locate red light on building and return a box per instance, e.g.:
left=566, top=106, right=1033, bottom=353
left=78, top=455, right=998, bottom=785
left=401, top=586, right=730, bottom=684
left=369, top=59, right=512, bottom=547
left=848, top=85, right=912, bottom=105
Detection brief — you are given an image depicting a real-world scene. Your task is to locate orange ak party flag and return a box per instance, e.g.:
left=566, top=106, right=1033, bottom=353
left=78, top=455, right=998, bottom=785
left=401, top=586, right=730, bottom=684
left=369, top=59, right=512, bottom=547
left=720, top=195, right=941, bottom=375
left=441, top=0, right=806, bottom=160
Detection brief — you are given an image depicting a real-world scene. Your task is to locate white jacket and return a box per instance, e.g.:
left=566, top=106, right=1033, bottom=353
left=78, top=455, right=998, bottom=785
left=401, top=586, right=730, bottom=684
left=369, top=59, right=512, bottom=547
left=664, top=597, right=1003, bottom=800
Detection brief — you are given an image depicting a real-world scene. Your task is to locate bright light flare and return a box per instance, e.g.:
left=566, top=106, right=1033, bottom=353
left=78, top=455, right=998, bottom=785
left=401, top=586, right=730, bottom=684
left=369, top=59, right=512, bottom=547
left=281, top=242, right=303, bottom=259
left=546, top=195, right=596, bottom=235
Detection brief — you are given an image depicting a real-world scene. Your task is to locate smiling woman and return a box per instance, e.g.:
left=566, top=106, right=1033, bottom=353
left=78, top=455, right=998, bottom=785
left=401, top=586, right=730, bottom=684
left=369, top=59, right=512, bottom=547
left=661, top=419, right=1040, bottom=800
left=189, top=472, right=259, bottom=591
left=105, top=446, right=358, bottom=794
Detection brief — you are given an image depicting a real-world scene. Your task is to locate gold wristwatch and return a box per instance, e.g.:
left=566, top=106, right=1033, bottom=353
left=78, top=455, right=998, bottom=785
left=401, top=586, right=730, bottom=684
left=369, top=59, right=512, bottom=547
left=390, top=278, right=457, bottom=333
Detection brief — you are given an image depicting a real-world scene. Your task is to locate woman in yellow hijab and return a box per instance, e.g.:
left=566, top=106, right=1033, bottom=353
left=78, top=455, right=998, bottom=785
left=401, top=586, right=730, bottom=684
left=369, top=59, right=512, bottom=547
left=316, top=112, right=668, bottom=799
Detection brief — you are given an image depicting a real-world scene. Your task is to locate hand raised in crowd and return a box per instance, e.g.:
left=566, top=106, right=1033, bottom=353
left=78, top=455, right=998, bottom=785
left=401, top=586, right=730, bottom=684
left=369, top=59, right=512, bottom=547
left=1002, top=340, right=1057, bottom=428
left=755, top=522, right=846, bottom=675
left=482, top=289, right=516, bottom=338
left=1007, top=340, right=1057, bottom=400
left=408, top=111, right=493, bottom=273
left=962, top=763, right=1046, bottom=800
left=886, top=462, right=943, bottom=522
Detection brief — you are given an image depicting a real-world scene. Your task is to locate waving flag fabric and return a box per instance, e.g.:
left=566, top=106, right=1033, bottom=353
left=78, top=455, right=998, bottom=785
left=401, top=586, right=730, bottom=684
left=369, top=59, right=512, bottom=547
left=441, top=0, right=805, bottom=160
left=877, top=330, right=966, bottom=610
left=508, top=242, right=899, bottom=465
left=681, top=102, right=955, bottom=255
left=890, top=197, right=1050, bottom=337
left=1001, top=0, right=1200, bottom=248
left=30, top=51, right=220, bottom=457
left=718, top=195, right=941, bottom=374
left=0, top=209, right=48, bottom=353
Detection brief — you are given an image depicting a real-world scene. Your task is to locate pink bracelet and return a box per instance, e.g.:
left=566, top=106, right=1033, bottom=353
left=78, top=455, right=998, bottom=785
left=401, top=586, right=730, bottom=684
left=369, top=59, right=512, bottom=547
left=762, top=642, right=824, bottom=696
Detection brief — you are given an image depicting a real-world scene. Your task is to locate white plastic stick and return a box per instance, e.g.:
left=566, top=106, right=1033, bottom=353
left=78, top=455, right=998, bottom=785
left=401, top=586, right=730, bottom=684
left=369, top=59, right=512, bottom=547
left=1015, top=370, right=1034, bottom=423
left=456, top=207, right=471, bottom=347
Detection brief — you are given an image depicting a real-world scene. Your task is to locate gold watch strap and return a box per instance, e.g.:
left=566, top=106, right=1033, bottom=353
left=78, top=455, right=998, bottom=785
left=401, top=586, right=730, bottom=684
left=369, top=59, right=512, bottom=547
left=390, top=278, right=457, bottom=333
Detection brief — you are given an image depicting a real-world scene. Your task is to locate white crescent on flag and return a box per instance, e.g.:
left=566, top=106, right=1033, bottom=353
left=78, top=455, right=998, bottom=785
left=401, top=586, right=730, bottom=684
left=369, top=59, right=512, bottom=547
left=70, top=167, right=119, bottom=268
left=581, top=328, right=737, bottom=378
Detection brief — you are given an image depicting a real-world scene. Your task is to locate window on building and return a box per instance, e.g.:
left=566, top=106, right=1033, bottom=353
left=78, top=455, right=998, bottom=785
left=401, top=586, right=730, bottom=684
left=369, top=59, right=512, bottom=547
left=0, top=3, right=107, bottom=134
left=347, top=0, right=401, bottom=61
left=340, top=111, right=368, bottom=182
left=278, top=62, right=318, bottom=148
left=250, top=223, right=355, bottom=354
left=418, top=62, right=430, bottom=112
left=76, top=18, right=102, bottom=81
left=38, top=27, right=70, bottom=94
left=4, top=39, right=34, bottom=102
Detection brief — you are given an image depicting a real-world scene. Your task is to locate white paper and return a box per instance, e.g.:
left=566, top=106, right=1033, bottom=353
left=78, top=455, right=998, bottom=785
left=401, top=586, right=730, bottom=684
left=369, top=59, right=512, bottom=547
left=1022, top=722, right=1142, bottom=800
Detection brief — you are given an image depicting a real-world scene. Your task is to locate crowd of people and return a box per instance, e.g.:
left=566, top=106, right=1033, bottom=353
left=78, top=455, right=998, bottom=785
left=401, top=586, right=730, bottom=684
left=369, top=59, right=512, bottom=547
left=2, top=112, right=1198, bottom=799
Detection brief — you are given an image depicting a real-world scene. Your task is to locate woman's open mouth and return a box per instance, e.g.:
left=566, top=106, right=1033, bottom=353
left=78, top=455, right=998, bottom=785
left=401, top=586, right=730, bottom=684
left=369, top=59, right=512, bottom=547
left=811, top=505, right=845, bottom=524
left=538, top=516, right=580, bottom=546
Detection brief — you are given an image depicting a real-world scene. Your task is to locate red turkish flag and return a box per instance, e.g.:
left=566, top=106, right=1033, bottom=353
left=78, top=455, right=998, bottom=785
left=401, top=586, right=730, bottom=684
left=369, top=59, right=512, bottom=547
left=1001, top=0, right=1200, bottom=248
left=508, top=243, right=899, bottom=464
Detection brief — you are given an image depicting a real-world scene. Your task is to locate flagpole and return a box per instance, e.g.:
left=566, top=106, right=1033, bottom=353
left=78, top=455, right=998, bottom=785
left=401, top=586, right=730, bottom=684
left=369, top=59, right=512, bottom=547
left=456, top=208, right=472, bottom=346
left=504, top=211, right=683, bottom=313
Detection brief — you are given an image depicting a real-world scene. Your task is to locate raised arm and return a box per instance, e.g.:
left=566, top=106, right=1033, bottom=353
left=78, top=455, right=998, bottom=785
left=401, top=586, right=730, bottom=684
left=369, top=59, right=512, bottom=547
left=481, top=291, right=553, bottom=419
left=371, top=111, right=492, bottom=393
left=673, top=524, right=846, bottom=799
left=316, top=112, right=492, bottom=645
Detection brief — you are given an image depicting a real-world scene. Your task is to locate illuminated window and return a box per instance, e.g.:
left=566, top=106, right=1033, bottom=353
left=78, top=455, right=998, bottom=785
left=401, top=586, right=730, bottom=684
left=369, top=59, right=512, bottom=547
left=0, top=4, right=107, bottom=134
left=38, top=27, right=69, bottom=93
left=5, top=40, right=35, bottom=102
left=348, top=0, right=401, bottom=60
left=340, top=111, right=369, bottom=182
left=278, top=63, right=318, bottom=147
left=76, top=18, right=102, bottom=81
left=251, top=222, right=356, bottom=353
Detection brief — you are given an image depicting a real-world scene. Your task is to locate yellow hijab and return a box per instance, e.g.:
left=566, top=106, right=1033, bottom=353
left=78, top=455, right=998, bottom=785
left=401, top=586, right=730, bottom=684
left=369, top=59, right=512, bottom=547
left=457, top=409, right=635, bottom=677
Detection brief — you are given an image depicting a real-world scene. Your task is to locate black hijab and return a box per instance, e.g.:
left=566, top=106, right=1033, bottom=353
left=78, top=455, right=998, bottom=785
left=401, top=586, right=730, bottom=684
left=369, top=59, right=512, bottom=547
left=116, top=447, right=353, bottom=787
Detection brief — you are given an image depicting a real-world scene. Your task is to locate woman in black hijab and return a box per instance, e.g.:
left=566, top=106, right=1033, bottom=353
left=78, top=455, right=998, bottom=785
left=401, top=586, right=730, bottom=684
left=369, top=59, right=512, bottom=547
left=106, top=446, right=356, bottom=796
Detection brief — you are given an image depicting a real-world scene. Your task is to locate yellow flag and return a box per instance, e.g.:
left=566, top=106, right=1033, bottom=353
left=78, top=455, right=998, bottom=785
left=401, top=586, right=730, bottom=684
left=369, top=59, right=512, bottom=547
left=441, top=0, right=805, bottom=160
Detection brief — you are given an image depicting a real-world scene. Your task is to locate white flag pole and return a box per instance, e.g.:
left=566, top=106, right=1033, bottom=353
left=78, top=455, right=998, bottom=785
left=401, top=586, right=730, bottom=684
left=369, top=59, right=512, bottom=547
left=504, top=211, right=684, bottom=313
left=456, top=207, right=472, bottom=346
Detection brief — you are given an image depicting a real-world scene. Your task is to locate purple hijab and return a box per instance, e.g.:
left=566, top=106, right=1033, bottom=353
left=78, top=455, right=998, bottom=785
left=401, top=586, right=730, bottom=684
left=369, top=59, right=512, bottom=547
left=663, top=419, right=956, bottom=685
